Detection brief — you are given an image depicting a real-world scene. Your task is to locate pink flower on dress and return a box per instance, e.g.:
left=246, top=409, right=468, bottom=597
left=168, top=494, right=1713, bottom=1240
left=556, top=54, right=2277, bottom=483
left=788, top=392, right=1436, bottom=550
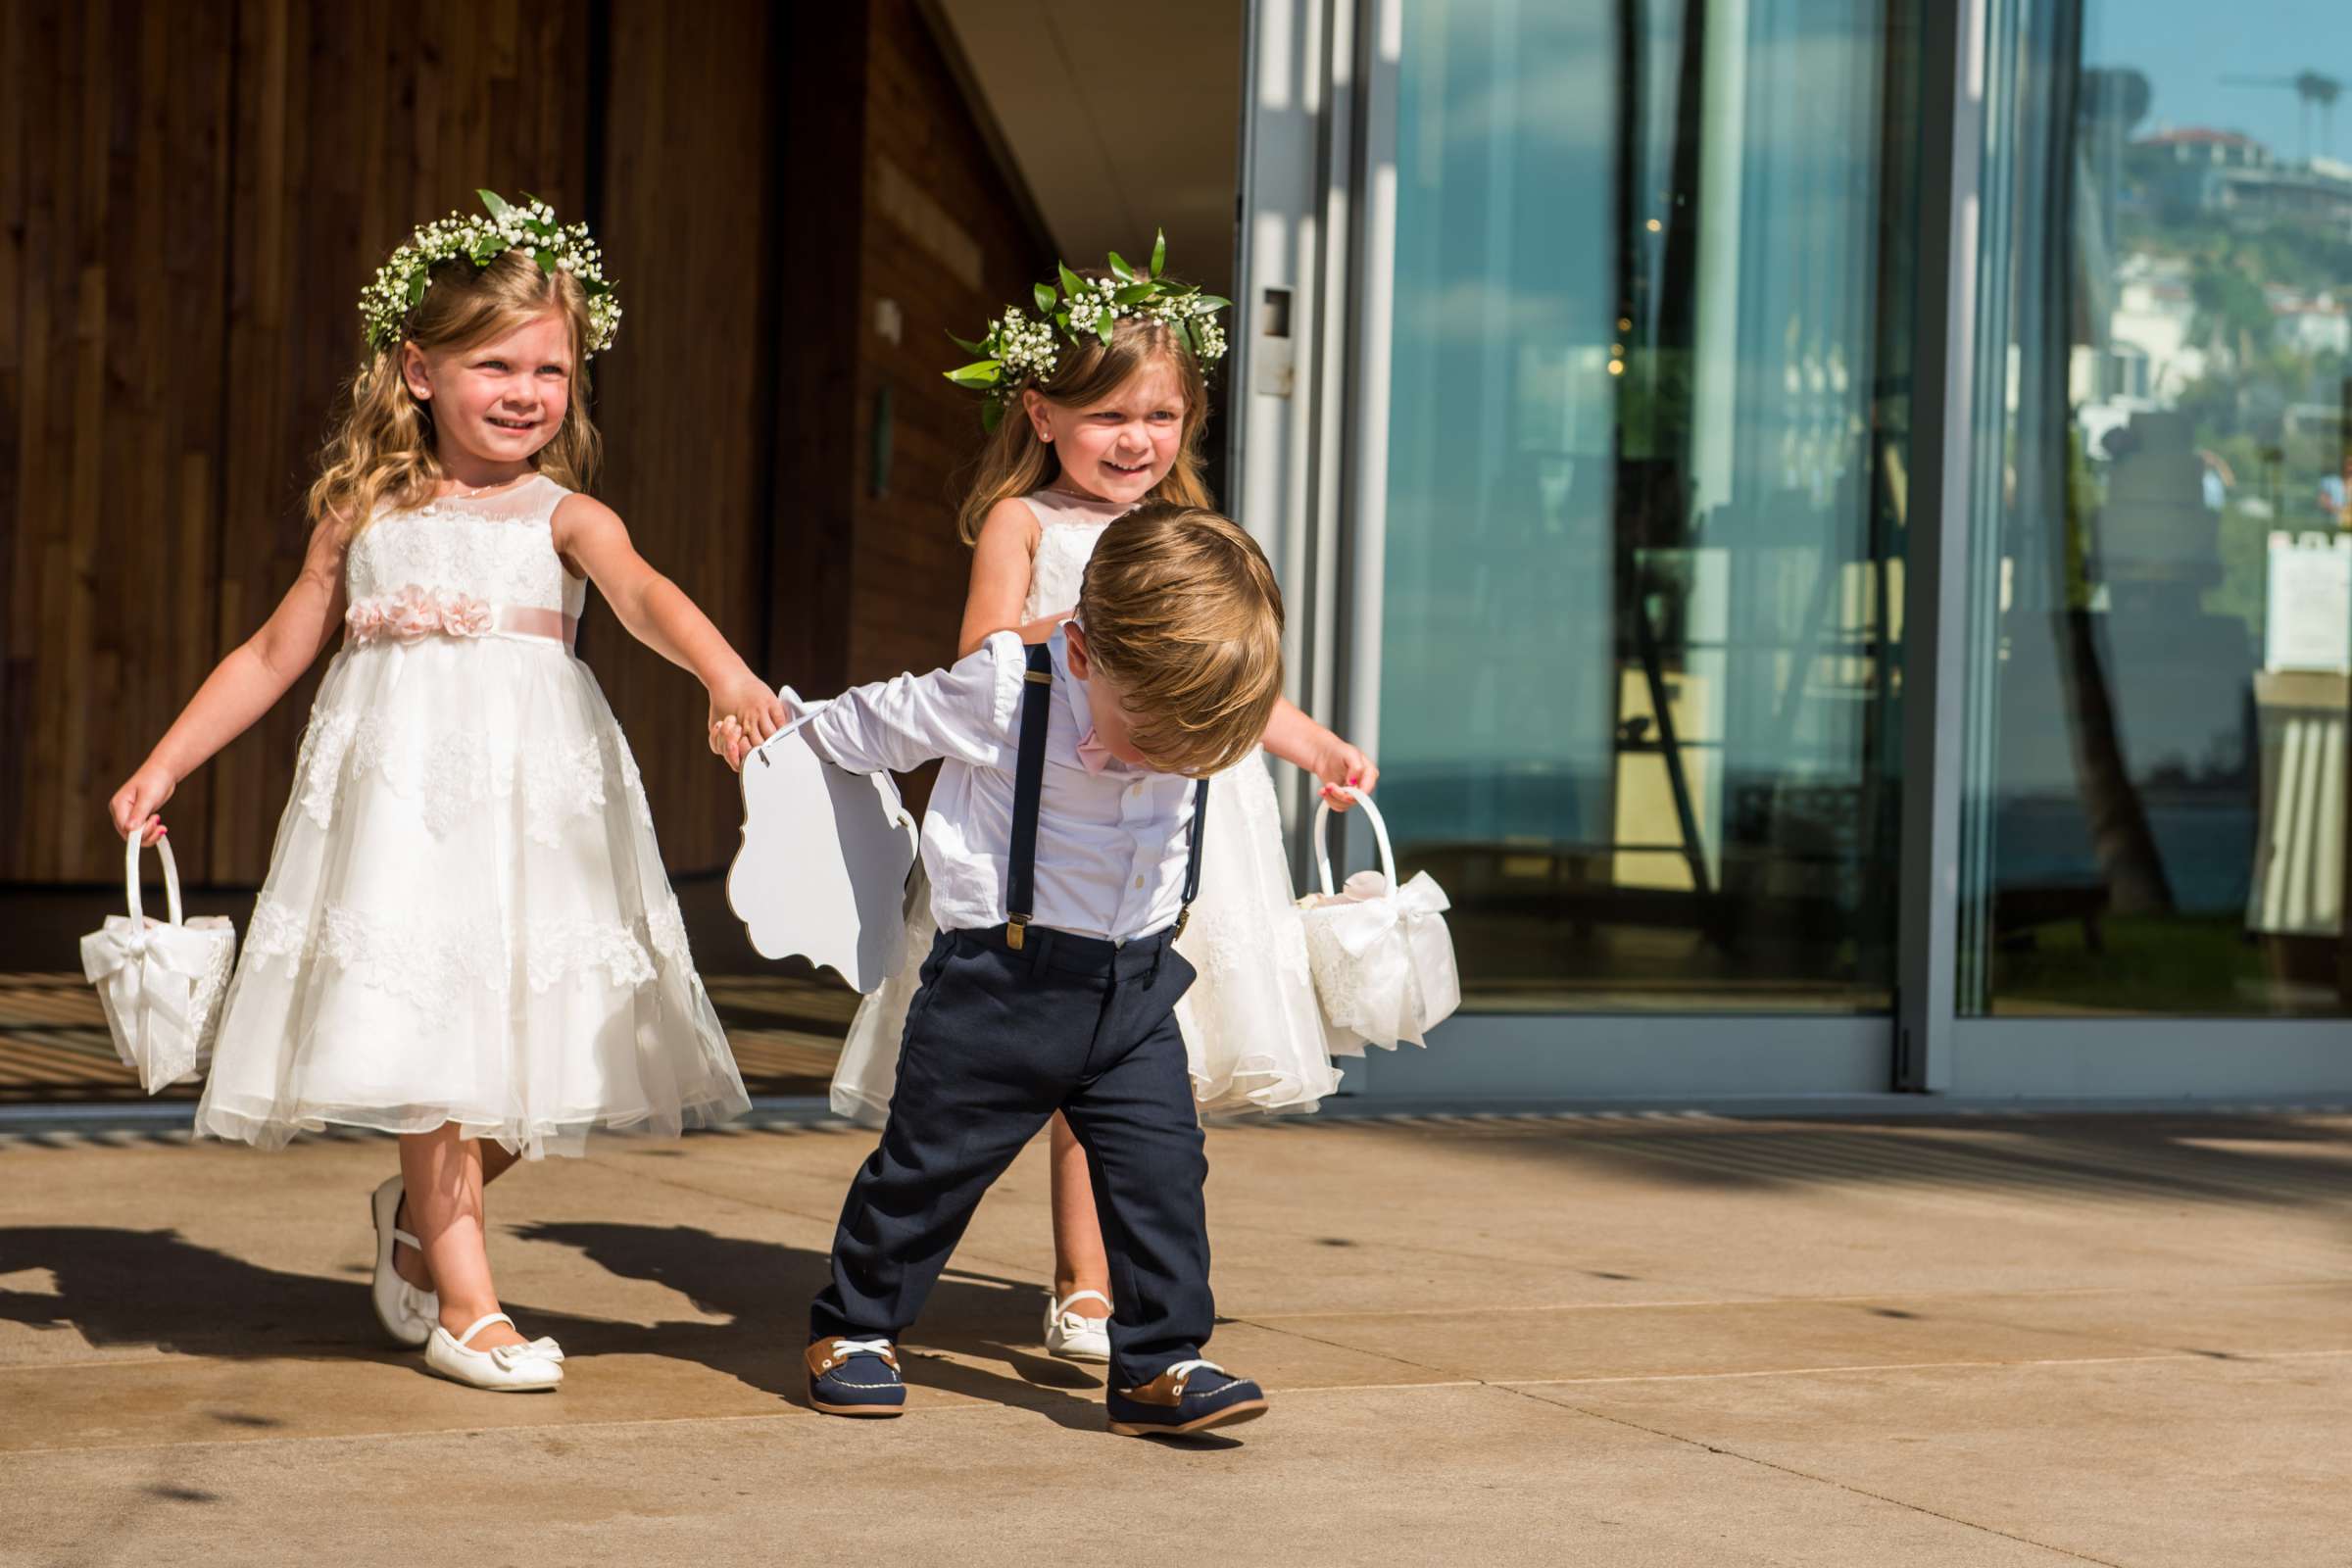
left=345, top=598, right=387, bottom=642
left=383, top=584, right=441, bottom=642
left=438, top=592, right=493, bottom=638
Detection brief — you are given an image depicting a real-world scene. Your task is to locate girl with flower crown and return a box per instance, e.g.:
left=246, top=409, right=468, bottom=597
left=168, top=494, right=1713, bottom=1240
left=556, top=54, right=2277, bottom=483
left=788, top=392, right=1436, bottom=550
left=762, top=237, right=1373, bottom=1364
left=107, top=192, right=774, bottom=1393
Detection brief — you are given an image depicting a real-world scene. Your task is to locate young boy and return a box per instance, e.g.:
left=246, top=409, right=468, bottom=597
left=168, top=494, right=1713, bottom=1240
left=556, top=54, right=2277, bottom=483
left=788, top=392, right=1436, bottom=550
left=788, top=503, right=1283, bottom=1437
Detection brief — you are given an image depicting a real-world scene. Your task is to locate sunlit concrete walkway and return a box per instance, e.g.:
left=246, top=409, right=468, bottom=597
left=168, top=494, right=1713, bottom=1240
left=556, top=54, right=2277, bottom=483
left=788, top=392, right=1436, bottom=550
left=3, top=1107, right=2347, bottom=1565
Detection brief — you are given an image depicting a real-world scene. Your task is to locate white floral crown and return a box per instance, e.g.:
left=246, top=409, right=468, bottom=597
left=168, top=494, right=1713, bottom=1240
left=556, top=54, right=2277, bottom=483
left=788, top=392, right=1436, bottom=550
left=945, top=230, right=1229, bottom=429
left=359, top=189, right=622, bottom=359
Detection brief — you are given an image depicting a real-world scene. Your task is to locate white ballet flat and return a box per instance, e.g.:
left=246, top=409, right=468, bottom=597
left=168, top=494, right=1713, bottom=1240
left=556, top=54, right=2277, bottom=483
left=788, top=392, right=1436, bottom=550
left=423, top=1312, right=564, bottom=1392
left=1044, top=1289, right=1112, bottom=1363
left=368, top=1177, right=438, bottom=1348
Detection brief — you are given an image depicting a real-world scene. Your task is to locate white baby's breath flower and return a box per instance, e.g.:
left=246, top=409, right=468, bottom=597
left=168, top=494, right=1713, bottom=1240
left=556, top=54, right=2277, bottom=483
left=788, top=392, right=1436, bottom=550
left=359, top=192, right=620, bottom=358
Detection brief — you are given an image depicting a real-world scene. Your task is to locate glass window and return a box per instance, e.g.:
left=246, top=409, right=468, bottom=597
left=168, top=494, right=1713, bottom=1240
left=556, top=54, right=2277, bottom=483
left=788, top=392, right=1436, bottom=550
left=1960, top=0, right=2352, bottom=1015
left=1373, top=0, right=1920, bottom=1011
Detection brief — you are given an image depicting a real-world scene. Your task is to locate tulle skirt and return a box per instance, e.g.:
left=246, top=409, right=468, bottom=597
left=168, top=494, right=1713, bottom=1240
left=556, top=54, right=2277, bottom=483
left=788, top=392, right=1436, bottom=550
left=194, top=637, right=750, bottom=1158
left=832, top=750, right=1343, bottom=1123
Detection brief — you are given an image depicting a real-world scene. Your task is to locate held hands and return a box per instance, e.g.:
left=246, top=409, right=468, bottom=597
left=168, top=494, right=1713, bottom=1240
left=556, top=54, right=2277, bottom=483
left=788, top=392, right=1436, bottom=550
left=709, top=672, right=787, bottom=774
left=1312, top=736, right=1379, bottom=811
left=109, top=763, right=176, bottom=847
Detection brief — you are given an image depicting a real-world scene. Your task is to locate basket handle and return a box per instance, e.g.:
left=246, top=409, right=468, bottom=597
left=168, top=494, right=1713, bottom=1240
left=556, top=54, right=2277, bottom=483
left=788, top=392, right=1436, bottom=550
left=122, top=829, right=186, bottom=950
left=1308, top=786, right=1397, bottom=897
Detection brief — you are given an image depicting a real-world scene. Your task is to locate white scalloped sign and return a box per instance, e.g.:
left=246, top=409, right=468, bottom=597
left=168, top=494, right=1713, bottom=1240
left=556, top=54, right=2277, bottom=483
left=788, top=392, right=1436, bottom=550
left=726, top=696, right=920, bottom=994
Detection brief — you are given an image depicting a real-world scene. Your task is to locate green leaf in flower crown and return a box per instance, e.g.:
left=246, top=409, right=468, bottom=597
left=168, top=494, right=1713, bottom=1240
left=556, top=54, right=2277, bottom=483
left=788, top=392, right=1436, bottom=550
left=478, top=189, right=514, bottom=222
left=1107, top=251, right=1135, bottom=282
left=948, top=330, right=988, bottom=356
left=1197, top=295, right=1232, bottom=311
left=534, top=248, right=557, bottom=272
left=1177, top=318, right=1199, bottom=358
left=407, top=271, right=429, bottom=307
left=585, top=278, right=613, bottom=297
left=981, top=396, right=1004, bottom=433
left=1096, top=312, right=1114, bottom=346
left=1033, top=282, right=1056, bottom=315
left=1057, top=262, right=1086, bottom=300
left=1113, top=283, right=1155, bottom=306
left=946, top=360, right=1004, bottom=386
left=1151, top=228, right=1166, bottom=277
left=1054, top=310, right=1071, bottom=334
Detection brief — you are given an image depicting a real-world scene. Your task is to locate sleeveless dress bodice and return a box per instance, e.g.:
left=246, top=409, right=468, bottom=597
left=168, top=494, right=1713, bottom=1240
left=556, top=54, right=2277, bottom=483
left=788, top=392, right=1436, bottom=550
left=1018, top=488, right=1129, bottom=622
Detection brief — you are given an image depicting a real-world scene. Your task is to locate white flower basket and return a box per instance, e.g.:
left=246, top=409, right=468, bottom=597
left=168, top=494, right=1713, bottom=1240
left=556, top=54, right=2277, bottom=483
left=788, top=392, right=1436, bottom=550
left=78, top=833, right=237, bottom=1093
left=1297, top=788, right=1460, bottom=1051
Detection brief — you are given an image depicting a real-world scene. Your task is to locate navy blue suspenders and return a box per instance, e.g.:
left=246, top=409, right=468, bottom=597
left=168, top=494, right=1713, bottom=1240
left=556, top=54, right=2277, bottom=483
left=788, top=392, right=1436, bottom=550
left=1004, top=640, right=1207, bottom=951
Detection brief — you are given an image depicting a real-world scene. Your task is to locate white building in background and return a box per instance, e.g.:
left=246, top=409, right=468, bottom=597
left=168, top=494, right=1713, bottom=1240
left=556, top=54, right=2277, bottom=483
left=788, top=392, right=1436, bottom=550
left=2074, top=252, right=2207, bottom=452
left=2110, top=252, right=2206, bottom=397
left=2269, top=288, right=2352, bottom=356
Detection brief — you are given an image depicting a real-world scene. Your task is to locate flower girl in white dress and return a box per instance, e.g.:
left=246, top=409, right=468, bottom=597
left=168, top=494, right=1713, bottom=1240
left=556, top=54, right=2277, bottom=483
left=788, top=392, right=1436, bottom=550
left=808, top=240, right=1378, bottom=1362
left=109, top=193, right=771, bottom=1392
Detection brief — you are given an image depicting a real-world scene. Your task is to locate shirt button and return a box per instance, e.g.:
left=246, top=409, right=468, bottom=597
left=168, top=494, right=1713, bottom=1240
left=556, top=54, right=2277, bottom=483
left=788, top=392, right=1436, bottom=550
left=1134, top=875, right=1146, bottom=889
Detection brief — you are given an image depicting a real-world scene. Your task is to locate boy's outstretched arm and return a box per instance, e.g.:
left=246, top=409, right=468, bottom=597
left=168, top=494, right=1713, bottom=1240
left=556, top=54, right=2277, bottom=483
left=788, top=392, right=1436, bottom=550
left=742, top=636, right=1026, bottom=779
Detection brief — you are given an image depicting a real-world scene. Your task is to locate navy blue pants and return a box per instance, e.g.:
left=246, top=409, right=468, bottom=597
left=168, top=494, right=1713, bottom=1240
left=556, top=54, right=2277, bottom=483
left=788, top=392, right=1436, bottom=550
left=809, top=924, right=1213, bottom=1389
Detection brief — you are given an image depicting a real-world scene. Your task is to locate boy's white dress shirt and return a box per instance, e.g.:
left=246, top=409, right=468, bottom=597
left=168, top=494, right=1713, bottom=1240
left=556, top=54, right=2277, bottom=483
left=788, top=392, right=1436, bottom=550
left=801, top=628, right=1202, bottom=944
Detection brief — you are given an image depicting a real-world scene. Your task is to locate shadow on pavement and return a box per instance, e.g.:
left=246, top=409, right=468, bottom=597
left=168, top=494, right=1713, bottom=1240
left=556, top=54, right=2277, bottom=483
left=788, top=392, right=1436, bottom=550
left=0, top=1221, right=1113, bottom=1431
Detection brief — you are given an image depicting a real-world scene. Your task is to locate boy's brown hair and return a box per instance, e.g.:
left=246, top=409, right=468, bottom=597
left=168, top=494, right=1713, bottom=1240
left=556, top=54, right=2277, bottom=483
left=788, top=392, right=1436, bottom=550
left=1075, top=503, right=1284, bottom=776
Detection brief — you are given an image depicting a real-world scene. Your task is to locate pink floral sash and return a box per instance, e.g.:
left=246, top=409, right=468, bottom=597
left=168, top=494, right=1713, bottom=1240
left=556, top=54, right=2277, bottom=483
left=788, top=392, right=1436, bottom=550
left=344, top=585, right=576, bottom=652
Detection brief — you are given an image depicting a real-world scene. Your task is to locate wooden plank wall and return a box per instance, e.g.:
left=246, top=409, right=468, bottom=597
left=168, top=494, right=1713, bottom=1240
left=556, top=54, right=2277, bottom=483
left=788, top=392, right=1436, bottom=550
left=1, top=0, right=1048, bottom=887
left=3, top=1, right=239, bottom=884
left=591, top=0, right=779, bottom=873
left=847, top=0, right=1056, bottom=693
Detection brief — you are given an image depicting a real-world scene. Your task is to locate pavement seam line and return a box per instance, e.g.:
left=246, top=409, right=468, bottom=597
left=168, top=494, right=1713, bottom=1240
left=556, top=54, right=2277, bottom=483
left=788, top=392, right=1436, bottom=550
left=1494, top=1382, right=2132, bottom=1568
left=5, top=1352, right=2347, bottom=1461
left=0, top=1382, right=1523, bottom=1463
left=1493, top=1347, right=2352, bottom=1387
left=10, top=1344, right=2347, bottom=1384
left=1229, top=1314, right=1472, bottom=1381
left=1229, top=1279, right=2352, bottom=1320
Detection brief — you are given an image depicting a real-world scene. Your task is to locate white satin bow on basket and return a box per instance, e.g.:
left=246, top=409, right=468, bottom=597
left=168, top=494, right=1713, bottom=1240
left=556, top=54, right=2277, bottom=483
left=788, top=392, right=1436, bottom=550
left=78, top=832, right=238, bottom=1093
left=1295, top=788, right=1462, bottom=1052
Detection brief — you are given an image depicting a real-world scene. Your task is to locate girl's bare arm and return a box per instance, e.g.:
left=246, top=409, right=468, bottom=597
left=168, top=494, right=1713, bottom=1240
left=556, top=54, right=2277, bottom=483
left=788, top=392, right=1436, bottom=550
left=1261, top=697, right=1380, bottom=809
left=109, top=516, right=352, bottom=844
left=553, top=494, right=784, bottom=765
left=957, top=499, right=1054, bottom=657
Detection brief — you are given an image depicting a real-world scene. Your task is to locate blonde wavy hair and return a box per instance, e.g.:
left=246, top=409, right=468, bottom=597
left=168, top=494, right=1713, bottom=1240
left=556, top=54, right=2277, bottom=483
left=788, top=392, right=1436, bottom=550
left=1076, top=503, right=1284, bottom=776
left=955, top=304, right=1213, bottom=544
left=309, top=249, right=603, bottom=537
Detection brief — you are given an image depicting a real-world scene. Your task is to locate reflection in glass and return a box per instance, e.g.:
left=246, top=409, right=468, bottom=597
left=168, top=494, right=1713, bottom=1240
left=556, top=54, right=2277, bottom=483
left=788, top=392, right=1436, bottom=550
left=1961, top=0, right=2352, bottom=1014
left=1375, top=1, right=1918, bottom=1010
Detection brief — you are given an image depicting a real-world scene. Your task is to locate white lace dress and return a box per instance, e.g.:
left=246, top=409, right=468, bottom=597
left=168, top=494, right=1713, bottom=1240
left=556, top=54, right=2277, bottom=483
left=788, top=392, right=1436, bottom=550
left=830, top=488, right=1344, bottom=1121
left=194, top=475, right=750, bottom=1157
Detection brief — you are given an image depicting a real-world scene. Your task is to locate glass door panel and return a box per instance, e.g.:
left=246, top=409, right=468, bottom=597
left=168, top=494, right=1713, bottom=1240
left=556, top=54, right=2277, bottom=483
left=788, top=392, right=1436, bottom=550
left=1373, top=0, right=1920, bottom=1012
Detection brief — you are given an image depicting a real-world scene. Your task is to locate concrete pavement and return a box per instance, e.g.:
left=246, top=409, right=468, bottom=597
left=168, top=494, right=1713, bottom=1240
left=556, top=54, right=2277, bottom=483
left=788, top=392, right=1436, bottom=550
left=2, top=1108, right=2347, bottom=1565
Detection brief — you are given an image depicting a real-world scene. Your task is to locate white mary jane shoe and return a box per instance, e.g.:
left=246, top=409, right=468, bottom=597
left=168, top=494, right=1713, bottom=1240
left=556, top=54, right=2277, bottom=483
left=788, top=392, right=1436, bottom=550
left=423, top=1312, right=564, bottom=1392
left=1044, top=1289, right=1112, bottom=1363
left=369, top=1177, right=438, bottom=1348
